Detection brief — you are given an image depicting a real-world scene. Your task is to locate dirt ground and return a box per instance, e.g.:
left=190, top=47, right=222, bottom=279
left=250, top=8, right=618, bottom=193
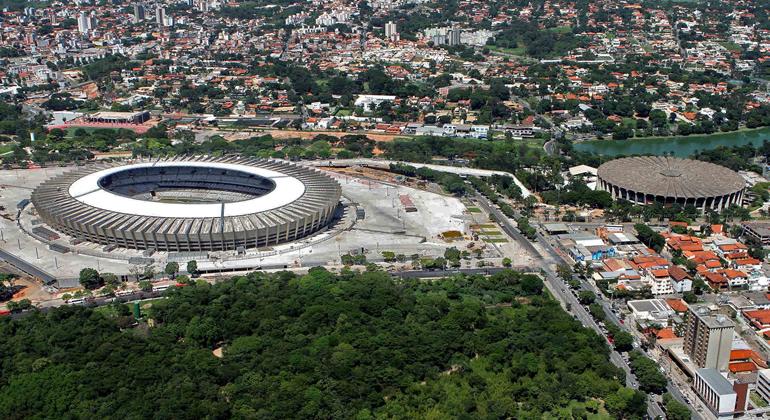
left=265, top=129, right=403, bottom=142
left=0, top=262, right=53, bottom=308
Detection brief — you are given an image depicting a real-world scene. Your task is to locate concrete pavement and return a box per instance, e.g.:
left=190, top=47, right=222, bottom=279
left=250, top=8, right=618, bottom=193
left=300, top=158, right=533, bottom=198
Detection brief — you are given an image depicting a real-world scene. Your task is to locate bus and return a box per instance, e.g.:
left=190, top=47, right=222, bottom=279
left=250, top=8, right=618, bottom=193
left=153, top=284, right=172, bottom=292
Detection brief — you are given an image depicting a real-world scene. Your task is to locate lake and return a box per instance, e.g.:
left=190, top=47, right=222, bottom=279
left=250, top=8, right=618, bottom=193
left=573, top=127, right=770, bottom=157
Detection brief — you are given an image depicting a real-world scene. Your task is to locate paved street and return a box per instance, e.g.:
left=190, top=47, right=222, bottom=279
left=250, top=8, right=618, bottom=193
left=472, top=191, right=697, bottom=419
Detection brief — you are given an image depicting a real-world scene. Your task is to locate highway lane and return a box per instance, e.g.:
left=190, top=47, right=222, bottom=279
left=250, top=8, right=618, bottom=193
left=473, top=195, right=636, bottom=374
left=300, top=158, right=534, bottom=198
left=533, top=224, right=701, bottom=419
left=471, top=192, right=677, bottom=418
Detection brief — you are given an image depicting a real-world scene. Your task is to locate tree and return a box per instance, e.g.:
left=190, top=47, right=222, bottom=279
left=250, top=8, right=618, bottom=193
left=6, top=299, right=32, bottom=313
left=502, top=257, right=512, bottom=267
left=164, top=262, right=179, bottom=279
left=589, top=303, right=606, bottom=321
left=443, top=247, right=461, bottom=262
left=381, top=251, right=396, bottom=262
left=663, top=393, right=691, bottom=420
left=606, top=387, right=647, bottom=419
left=341, top=253, right=355, bottom=266
left=0, top=268, right=631, bottom=419
left=520, top=275, right=544, bottom=295
left=578, top=290, right=596, bottom=305
left=186, top=260, right=198, bottom=277
left=557, top=264, right=573, bottom=282
left=79, top=268, right=102, bottom=290
left=634, top=223, right=665, bottom=253
left=613, top=331, right=634, bottom=352
left=682, top=291, right=697, bottom=304
left=629, top=351, right=668, bottom=394
left=128, top=265, right=142, bottom=281
left=101, top=273, right=120, bottom=288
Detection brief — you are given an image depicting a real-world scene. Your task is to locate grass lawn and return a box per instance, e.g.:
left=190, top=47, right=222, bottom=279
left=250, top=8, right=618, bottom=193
left=483, top=238, right=509, bottom=243
left=65, top=126, right=106, bottom=137
left=467, top=207, right=482, bottom=213
left=487, top=45, right=527, bottom=56
left=622, top=118, right=637, bottom=128
left=720, top=41, right=742, bottom=52
left=751, top=391, right=768, bottom=408
left=0, top=143, right=16, bottom=155
left=472, top=223, right=497, bottom=229
left=549, top=26, right=573, bottom=34
left=335, top=108, right=353, bottom=117
left=481, top=230, right=503, bottom=236
left=522, top=137, right=545, bottom=149
left=94, top=302, right=128, bottom=318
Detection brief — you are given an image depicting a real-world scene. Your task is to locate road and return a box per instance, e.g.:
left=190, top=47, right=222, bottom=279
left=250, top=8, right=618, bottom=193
left=300, top=158, right=533, bottom=198
left=535, top=221, right=706, bottom=419
left=472, top=192, right=680, bottom=419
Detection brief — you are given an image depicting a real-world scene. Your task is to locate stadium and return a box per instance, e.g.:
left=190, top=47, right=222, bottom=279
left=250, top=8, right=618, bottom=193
left=30, top=156, right=341, bottom=252
left=597, top=156, right=746, bottom=212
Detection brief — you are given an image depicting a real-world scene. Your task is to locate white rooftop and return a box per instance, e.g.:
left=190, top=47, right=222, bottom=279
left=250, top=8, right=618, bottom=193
left=68, top=161, right=306, bottom=218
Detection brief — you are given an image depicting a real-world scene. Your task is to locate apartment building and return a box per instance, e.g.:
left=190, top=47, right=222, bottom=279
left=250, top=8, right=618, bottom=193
left=683, top=305, right=734, bottom=371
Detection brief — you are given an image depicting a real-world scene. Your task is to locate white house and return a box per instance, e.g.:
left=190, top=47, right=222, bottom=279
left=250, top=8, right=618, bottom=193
left=354, top=94, right=396, bottom=112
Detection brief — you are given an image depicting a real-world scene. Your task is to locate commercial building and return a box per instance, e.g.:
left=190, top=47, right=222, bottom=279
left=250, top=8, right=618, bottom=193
left=449, top=26, right=462, bottom=46
left=354, top=94, right=396, bottom=112
left=84, top=111, right=151, bottom=124
left=693, top=368, right=747, bottom=417
left=597, top=156, right=746, bottom=212
left=132, top=4, right=145, bottom=23
left=77, top=12, right=92, bottom=34
left=742, top=222, right=770, bottom=247
left=627, top=299, right=674, bottom=324
left=155, top=5, right=165, bottom=26
left=384, top=21, right=398, bottom=42
left=683, top=305, right=734, bottom=371
left=30, top=157, right=341, bottom=252
left=424, top=26, right=463, bottom=46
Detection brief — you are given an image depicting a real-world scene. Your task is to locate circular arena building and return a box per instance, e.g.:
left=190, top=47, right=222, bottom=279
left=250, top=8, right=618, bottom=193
left=596, top=156, right=746, bottom=212
left=30, top=157, right=341, bottom=252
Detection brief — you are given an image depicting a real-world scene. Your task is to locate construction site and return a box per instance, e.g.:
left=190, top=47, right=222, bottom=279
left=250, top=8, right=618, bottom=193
left=0, top=160, right=538, bottom=307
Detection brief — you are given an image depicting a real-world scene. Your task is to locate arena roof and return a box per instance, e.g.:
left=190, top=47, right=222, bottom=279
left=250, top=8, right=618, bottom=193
left=30, top=156, right=341, bottom=252
left=597, top=156, right=745, bottom=199
left=69, top=161, right=306, bottom=218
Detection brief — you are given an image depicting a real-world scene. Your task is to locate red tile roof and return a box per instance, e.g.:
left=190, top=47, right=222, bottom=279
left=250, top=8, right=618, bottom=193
left=666, top=298, right=688, bottom=313
left=731, top=349, right=753, bottom=361
left=729, top=362, right=757, bottom=373
left=745, top=309, right=770, bottom=327
left=656, top=327, right=678, bottom=339
left=668, top=266, right=691, bottom=282
left=703, top=271, right=728, bottom=284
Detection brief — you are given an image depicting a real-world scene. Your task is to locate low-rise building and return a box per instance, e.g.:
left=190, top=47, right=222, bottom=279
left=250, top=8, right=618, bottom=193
left=757, top=369, right=770, bottom=404
left=668, top=265, right=693, bottom=293
left=693, top=368, right=746, bottom=417
left=627, top=299, right=674, bottom=324
left=743, top=222, right=770, bottom=247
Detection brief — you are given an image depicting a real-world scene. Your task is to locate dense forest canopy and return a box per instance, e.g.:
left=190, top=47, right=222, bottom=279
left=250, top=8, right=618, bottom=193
left=0, top=268, right=644, bottom=419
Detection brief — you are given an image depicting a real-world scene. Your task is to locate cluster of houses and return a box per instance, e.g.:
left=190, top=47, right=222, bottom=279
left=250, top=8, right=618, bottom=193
left=545, top=222, right=768, bottom=297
